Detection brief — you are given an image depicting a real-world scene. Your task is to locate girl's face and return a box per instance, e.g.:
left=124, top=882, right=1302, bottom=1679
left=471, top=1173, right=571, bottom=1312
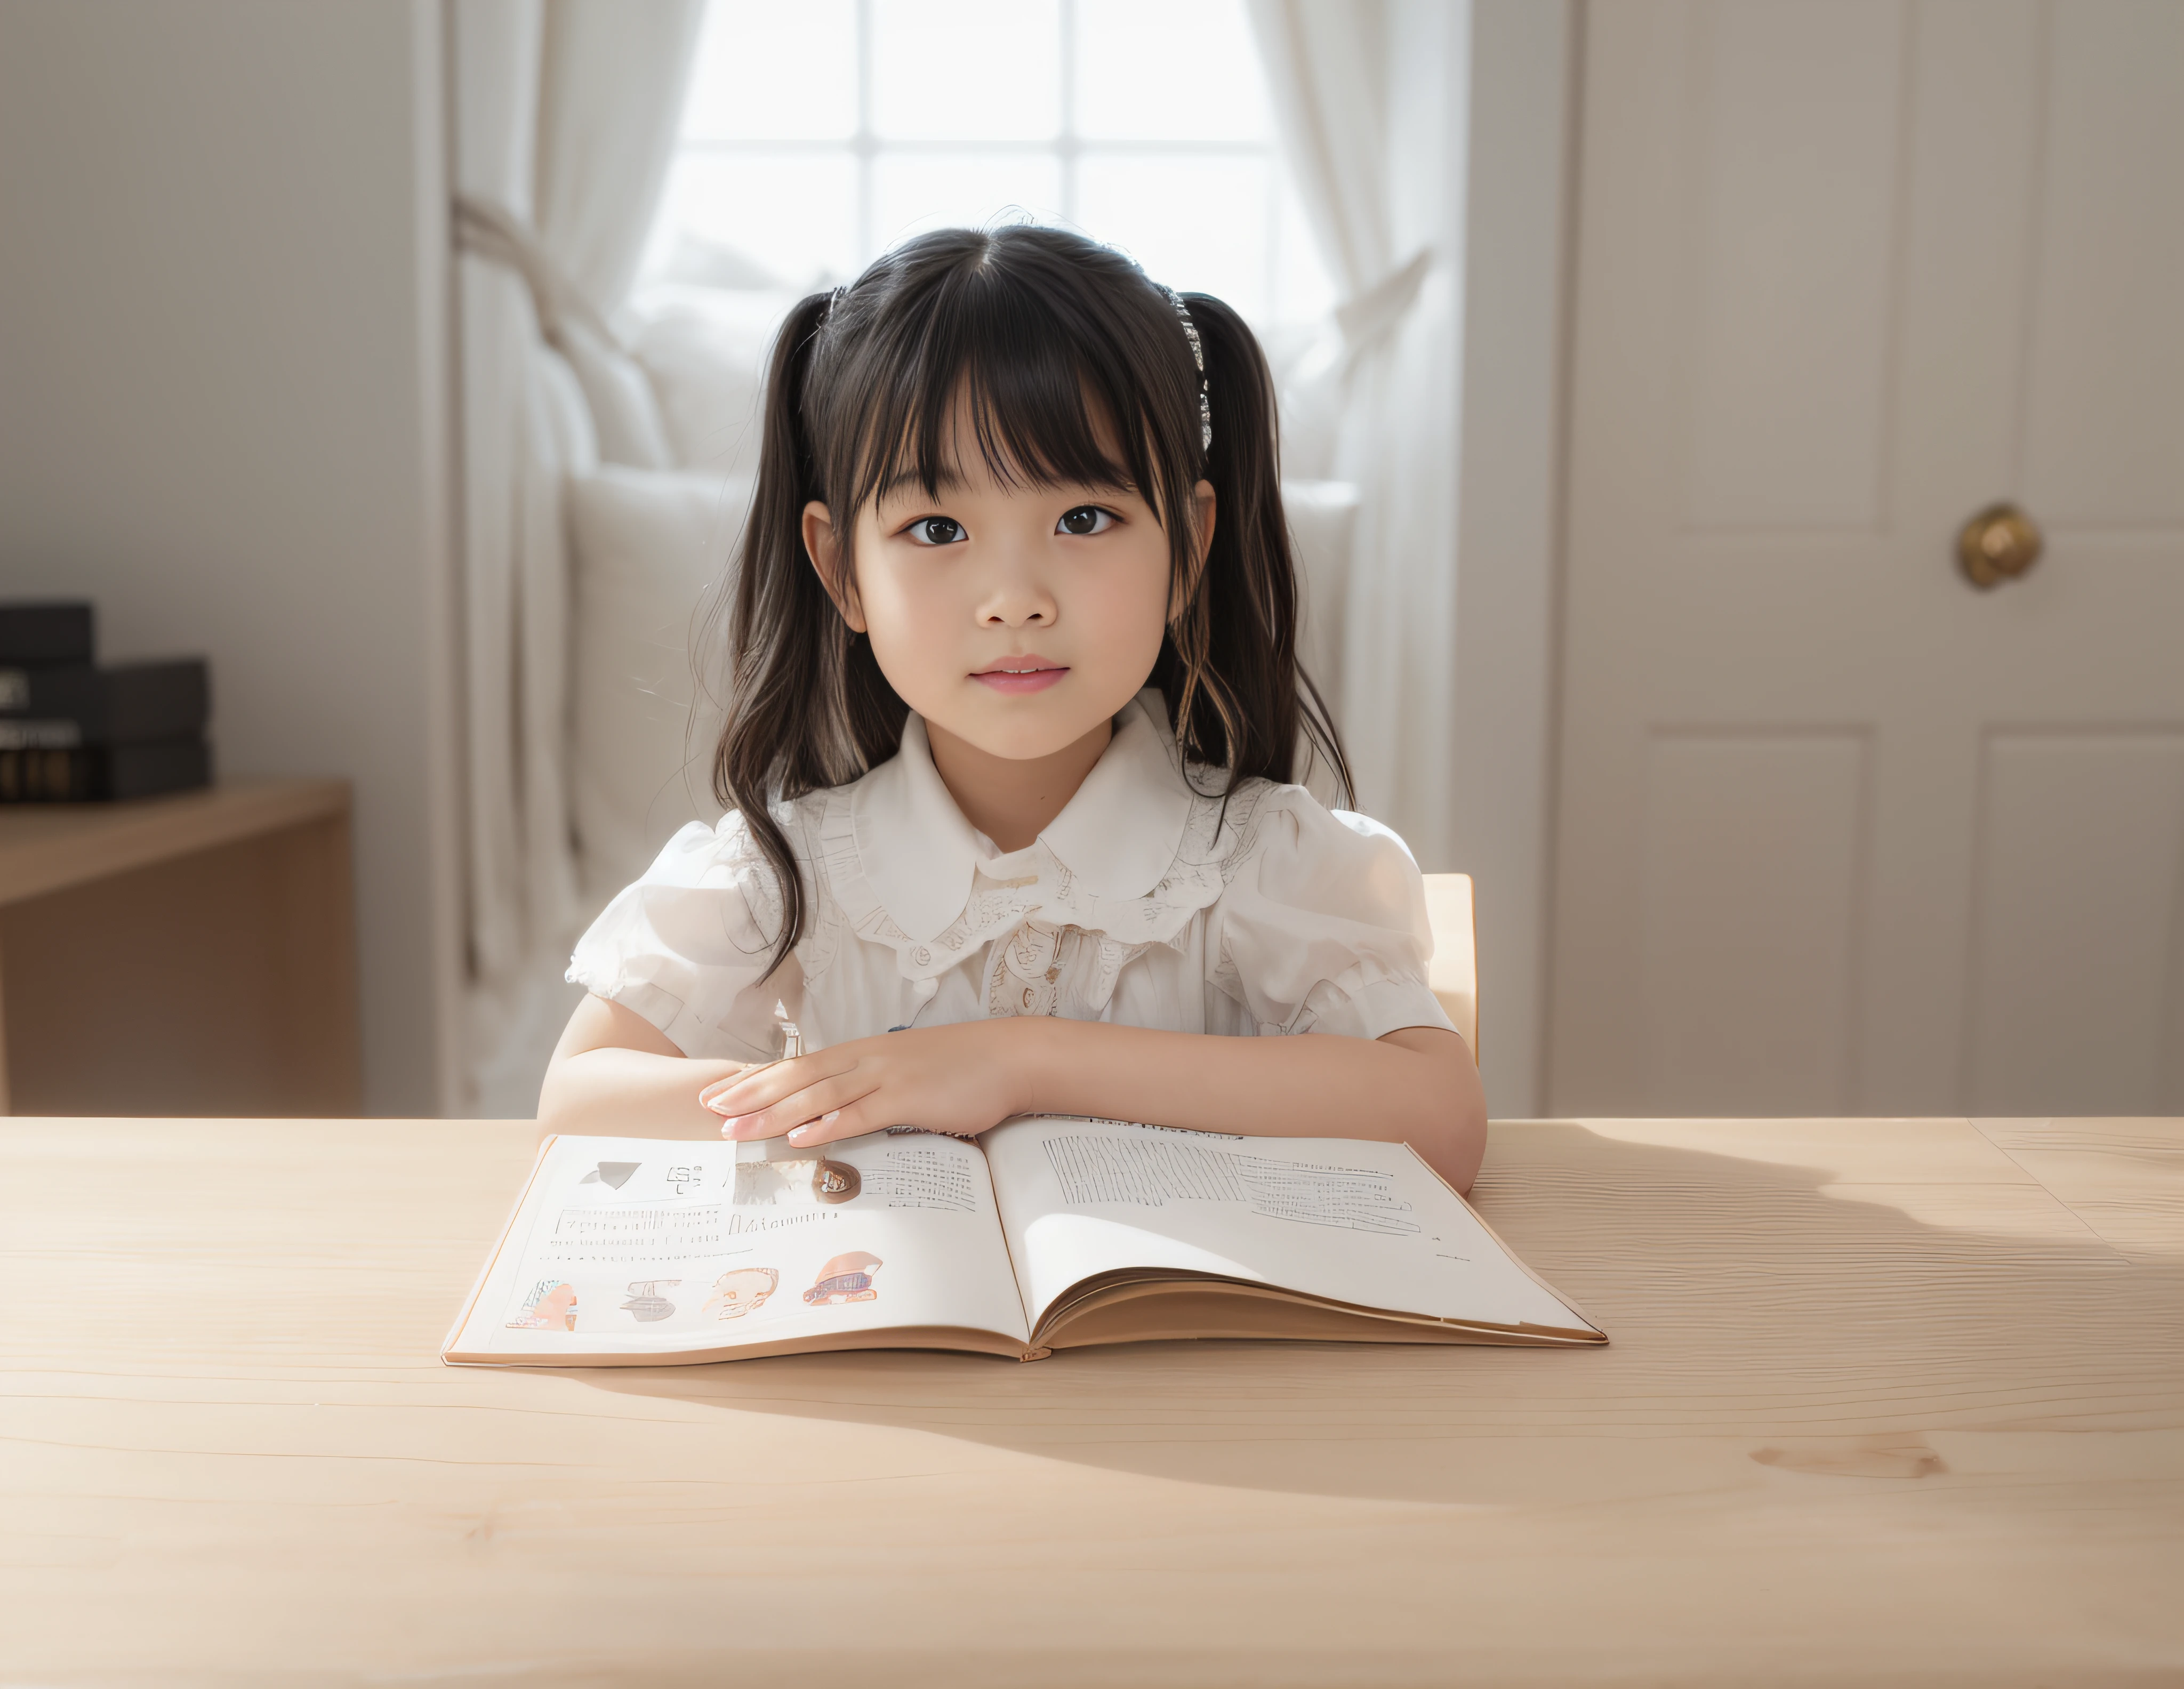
left=803, top=414, right=1215, bottom=764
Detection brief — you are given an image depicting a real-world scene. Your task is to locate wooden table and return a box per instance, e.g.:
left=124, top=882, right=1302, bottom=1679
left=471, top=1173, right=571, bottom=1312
left=3, top=1116, right=2179, bottom=1686
left=0, top=781, right=359, bottom=1114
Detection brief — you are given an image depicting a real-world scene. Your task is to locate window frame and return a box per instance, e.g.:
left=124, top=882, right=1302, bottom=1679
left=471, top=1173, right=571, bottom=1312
left=671, top=0, right=1291, bottom=309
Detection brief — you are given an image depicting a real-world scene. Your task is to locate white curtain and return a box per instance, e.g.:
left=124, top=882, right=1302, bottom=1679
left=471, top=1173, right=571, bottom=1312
left=451, top=0, right=702, bottom=1112
left=1248, top=0, right=1470, bottom=868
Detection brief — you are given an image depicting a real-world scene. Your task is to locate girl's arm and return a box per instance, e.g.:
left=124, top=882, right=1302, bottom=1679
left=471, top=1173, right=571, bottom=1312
left=697, top=1018, right=1488, bottom=1193
left=535, top=995, right=757, bottom=1140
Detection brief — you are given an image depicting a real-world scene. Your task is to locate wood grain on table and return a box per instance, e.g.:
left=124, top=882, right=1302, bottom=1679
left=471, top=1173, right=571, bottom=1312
left=3, top=1115, right=2179, bottom=1687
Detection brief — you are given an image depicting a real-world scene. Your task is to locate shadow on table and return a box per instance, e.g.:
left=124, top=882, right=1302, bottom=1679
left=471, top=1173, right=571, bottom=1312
left=562, top=1122, right=2174, bottom=1504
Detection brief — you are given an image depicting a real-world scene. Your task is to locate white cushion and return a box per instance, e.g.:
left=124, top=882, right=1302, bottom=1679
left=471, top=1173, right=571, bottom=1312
left=566, top=465, right=753, bottom=899
left=627, top=285, right=799, bottom=478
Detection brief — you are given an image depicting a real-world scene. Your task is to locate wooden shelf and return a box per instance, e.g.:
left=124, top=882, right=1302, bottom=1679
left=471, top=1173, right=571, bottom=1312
left=0, top=777, right=349, bottom=906
left=0, top=778, right=360, bottom=1115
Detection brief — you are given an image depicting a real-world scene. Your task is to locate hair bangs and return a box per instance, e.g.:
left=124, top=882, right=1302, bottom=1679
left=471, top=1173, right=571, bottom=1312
left=831, top=252, right=1192, bottom=542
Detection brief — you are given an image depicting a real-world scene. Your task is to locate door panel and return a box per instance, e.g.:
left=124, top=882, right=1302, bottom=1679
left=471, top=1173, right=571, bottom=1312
left=1683, top=0, right=1906, bottom=530
left=1550, top=0, right=2184, bottom=1115
left=1967, top=734, right=2184, bottom=1115
left=2018, top=1, right=2184, bottom=526
left=1637, top=733, right=1868, bottom=1114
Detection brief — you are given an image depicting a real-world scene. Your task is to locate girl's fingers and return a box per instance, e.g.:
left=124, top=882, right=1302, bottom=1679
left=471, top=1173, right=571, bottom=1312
left=700, top=1065, right=778, bottom=1112
left=782, top=1101, right=872, bottom=1147
left=696, top=1063, right=763, bottom=1110
left=719, top=1073, right=880, bottom=1141
left=702, top=1053, right=849, bottom=1115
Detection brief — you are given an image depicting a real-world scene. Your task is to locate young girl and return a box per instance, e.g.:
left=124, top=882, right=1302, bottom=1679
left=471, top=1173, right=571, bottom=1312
left=538, top=226, right=1487, bottom=1192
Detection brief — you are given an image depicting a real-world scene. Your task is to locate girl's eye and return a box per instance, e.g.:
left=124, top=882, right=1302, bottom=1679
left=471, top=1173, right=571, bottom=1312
left=907, top=517, right=966, bottom=546
left=1057, top=506, right=1116, bottom=537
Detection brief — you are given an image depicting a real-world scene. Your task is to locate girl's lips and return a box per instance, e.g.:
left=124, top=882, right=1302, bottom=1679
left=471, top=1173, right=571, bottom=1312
left=971, top=661, right=1067, bottom=695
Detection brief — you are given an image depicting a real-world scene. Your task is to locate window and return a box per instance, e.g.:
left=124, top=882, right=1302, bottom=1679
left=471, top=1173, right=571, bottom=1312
left=647, top=0, right=1334, bottom=329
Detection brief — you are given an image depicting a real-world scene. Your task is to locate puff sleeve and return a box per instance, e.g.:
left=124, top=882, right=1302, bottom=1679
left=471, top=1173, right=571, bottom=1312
left=565, top=815, right=791, bottom=1060
left=1206, top=793, right=1456, bottom=1042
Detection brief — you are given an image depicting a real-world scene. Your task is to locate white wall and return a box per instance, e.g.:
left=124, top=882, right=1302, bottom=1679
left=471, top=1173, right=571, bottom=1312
left=0, top=0, right=460, bottom=1114
left=1451, top=0, right=1577, bottom=1117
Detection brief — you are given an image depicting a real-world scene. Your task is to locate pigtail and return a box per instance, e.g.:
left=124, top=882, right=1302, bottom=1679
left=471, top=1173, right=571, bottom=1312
left=714, top=289, right=906, bottom=975
left=1157, top=292, right=1354, bottom=806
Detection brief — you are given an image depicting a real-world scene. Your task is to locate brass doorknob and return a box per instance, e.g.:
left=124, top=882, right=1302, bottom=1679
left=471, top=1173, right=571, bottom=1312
left=1957, top=502, right=2043, bottom=589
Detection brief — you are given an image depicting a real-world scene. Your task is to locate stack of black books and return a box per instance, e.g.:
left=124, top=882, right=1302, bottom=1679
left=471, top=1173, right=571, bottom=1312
left=0, top=601, right=213, bottom=802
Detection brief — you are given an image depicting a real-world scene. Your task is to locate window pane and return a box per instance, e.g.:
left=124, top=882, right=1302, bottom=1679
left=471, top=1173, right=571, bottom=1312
left=872, top=0, right=1061, bottom=140
left=682, top=0, right=856, bottom=141
left=1077, top=154, right=1272, bottom=319
left=1074, top=0, right=1268, bottom=141
left=653, top=153, right=860, bottom=289
left=873, top=153, right=1065, bottom=253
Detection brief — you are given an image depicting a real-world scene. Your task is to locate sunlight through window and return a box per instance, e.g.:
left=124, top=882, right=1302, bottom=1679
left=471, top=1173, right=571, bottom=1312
left=647, top=0, right=1334, bottom=327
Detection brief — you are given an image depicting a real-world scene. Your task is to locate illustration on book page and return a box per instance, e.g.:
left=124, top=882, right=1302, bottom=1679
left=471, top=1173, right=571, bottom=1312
left=734, top=1139, right=862, bottom=1207
left=704, top=1267, right=780, bottom=1320
left=620, top=1281, right=681, bottom=1322
left=506, top=1280, right=579, bottom=1331
left=460, top=1132, right=1030, bottom=1357
left=804, top=1251, right=883, bottom=1305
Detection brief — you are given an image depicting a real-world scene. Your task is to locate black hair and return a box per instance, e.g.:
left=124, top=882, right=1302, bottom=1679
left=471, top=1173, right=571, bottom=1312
left=715, top=223, right=1350, bottom=971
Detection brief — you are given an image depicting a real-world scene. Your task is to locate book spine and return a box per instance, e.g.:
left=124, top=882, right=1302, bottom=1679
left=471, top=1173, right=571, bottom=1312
left=0, top=740, right=212, bottom=802
left=0, top=601, right=95, bottom=667
left=0, top=659, right=211, bottom=743
left=0, top=746, right=96, bottom=801
left=0, top=720, right=84, bottom=751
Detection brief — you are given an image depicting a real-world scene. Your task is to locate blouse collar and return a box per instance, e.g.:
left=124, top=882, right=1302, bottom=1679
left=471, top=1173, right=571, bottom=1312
left=848, top=688, right=1198, bottom=944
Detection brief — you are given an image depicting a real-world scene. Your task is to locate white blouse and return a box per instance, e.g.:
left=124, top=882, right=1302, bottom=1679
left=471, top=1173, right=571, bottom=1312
left=568, top=689, right=1454, bottom=1061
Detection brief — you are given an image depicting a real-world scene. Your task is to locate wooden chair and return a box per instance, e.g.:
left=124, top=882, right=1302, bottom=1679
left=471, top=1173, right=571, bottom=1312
left=1421, top=873, right=1479, bottom=1065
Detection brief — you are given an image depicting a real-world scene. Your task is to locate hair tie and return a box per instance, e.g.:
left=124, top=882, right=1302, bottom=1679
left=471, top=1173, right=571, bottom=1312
left=1163, top=286, right=1213, bottom=454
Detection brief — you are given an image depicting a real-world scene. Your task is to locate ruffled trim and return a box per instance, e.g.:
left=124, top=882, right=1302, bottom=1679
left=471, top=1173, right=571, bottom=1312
left=773, top=793, right=840, bottom=980
left=811, top=772, right=1283, bottom=1006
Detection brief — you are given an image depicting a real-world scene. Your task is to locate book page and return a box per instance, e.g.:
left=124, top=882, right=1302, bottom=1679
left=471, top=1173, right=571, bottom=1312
left=982, top=1117, right=1593, bottom=1337
left=448, top=1129, right=1030, bottom=1360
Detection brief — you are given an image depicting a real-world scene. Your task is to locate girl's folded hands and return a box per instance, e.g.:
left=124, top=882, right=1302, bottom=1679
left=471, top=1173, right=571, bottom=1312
left=698, top=1020, right=1037, bottom=1148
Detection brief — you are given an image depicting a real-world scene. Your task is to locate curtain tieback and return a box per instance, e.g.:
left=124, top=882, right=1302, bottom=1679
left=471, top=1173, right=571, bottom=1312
left=1334, top=247, right=1436, bottom=361
left=452, top=193, right=626, bottom=355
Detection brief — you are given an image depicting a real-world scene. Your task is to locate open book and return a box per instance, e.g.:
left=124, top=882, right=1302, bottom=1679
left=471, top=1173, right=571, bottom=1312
left=443, top=1116, right=1604, bottom=1364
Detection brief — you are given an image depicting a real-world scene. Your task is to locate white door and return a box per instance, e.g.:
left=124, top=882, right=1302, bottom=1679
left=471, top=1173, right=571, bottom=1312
left=1548, top=0, right=2184, bottom=1116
